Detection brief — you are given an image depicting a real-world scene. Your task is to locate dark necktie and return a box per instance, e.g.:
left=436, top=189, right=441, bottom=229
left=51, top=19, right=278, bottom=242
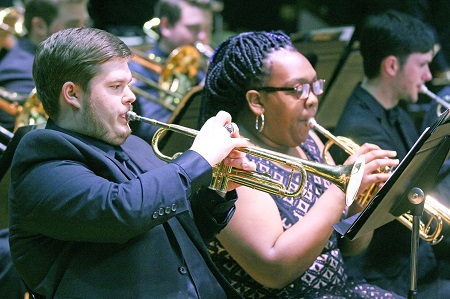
left=387, top=107, right=409, bottom=153
left=115, top=150, right=141, bottom=177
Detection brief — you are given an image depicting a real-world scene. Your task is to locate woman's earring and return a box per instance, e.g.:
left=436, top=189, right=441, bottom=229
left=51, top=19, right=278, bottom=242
left=255, top=114, right=265, bottom=132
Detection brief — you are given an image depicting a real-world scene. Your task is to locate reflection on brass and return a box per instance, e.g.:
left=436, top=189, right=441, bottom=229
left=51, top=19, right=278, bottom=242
left=309, top=117, right=450, bottom=245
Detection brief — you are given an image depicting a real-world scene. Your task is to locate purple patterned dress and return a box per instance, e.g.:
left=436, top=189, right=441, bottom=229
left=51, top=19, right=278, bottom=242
left=208, top=135, right=404, bottom=299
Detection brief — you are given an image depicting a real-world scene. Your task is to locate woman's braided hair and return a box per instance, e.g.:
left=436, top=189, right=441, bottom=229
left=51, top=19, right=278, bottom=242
left=200, top=31, right=295, bottom=126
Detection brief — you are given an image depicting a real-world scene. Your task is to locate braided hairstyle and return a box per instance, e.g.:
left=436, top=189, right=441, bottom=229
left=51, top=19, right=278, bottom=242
left=200, top=31, right=295, bottom=126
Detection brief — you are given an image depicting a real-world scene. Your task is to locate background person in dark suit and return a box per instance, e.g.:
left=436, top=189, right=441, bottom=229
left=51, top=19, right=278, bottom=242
left=0, top=1, right=89, bottom=298
left=0, top=0, right=89, bottom=131
left=8, top=26, right=255, bottom=298
left=128, top=0, right=222, bottom=144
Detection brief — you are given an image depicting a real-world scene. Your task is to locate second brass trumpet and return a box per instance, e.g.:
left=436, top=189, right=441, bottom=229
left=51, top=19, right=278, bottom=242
left=126, top=111, right=365, bottom=203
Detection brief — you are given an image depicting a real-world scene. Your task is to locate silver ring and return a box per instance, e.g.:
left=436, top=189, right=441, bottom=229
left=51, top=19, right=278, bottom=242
left=224, top=123, right=235, bottom=134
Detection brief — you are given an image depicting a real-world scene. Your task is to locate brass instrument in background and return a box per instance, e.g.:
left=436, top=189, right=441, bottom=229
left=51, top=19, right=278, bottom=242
left=130, top=45, right=201, bottom=112
left=309, top=118, right=381, bottom=207
left=142, top=17, right=214, bottom=59
left=0, top=6, right=26, bottom=38
left=142, top=17, right=161, bottom=42
left=309, top=117, right=450, bottom=244
left=0, top=86, right=29, bottom=116
left=0, top=123, right=13, bottom=152
left=420, top=84, right=450, bottom=117
left=0, top=86, right=47, bottom=132
left=130, top=18, right=214, bottom=111
left=14, top=89, right=47, bottom=131
left=126, top=111, right=365, bottom=202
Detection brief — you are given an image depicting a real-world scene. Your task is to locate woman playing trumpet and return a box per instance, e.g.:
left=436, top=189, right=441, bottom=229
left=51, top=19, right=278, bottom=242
left=199, top=31, right=403, bottom=298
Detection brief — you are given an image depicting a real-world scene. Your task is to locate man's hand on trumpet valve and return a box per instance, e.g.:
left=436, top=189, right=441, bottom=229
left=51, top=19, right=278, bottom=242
left=190, top=110, right=257, bottom=178
left=344, top=143, right=399, bottom=198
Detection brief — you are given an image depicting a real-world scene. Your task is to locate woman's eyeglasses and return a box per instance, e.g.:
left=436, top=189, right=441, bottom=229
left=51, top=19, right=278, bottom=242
left=255, top=79, right=325, bottom=100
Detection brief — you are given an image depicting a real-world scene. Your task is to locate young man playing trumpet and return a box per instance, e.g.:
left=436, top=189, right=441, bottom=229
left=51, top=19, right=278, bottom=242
left=333, top=10, right=450, bottom=298
left=8, top=26, right=255, bottom=298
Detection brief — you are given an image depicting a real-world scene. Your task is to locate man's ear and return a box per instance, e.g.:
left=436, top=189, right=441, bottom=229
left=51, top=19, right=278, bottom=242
left=246, top=90, right=264, bottom=115
left=383, top=55, right=400, bottom=77
left=61, top=82, right=81, bottom=109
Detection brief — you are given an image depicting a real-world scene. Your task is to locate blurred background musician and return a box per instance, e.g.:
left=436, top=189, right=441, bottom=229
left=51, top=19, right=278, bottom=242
left=0, top=0, right=89, bottom=132
left=0, top=3, right=27, bottom=298
left=199, top=30, right=402, bottom=298
left=0, top=1, right=25, bottom=61
left=308, top=0, right=450, bottom=85
left=128, top=0, right=222, bottom=145
left=332, top=10, right=450, bottom=298
left=0, top=1, right=89, bottom=298
left=301, top=0, right=450, bottom=135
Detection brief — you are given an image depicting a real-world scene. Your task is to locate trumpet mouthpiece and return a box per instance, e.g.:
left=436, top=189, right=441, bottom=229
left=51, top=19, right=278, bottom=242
left=419, top=84, right=429, bottom=94
left=126, top=111, right=138, bottom=121
left=307, top=117, right=317, bottom=128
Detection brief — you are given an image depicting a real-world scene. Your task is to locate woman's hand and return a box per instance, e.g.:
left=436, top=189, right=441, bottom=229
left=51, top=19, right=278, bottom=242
left=344, top=143, right=399, bottom=197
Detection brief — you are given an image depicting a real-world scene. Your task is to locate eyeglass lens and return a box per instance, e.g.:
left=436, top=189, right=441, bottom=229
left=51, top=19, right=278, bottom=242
left=298, top=80, right=324, bottom=100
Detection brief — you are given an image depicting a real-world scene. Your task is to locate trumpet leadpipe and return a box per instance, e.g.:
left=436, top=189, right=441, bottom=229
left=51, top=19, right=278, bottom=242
left=420, top=84, right=450, bottom=111
left=308, top=118, right=358, bottom=155
left=126, top=111, right=198, bottom=137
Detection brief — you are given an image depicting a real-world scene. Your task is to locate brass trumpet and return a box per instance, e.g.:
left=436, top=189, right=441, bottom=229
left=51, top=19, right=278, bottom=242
left=126, top=111, right=365, bottom=202
left=420, top=84, right=450, bottom=117
left=309, top=117, right=450, bottom=244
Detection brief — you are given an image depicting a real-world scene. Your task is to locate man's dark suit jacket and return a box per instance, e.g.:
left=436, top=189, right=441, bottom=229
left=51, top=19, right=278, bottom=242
left=332, top=84, right=418, bottom=164
left=332, top=84, right=440, bottom=296
left=8, top=120, right=242, bottom=298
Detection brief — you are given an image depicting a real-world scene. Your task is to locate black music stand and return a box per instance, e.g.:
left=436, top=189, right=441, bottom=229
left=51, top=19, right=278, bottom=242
left=334, top=109, right=450, bottom=299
